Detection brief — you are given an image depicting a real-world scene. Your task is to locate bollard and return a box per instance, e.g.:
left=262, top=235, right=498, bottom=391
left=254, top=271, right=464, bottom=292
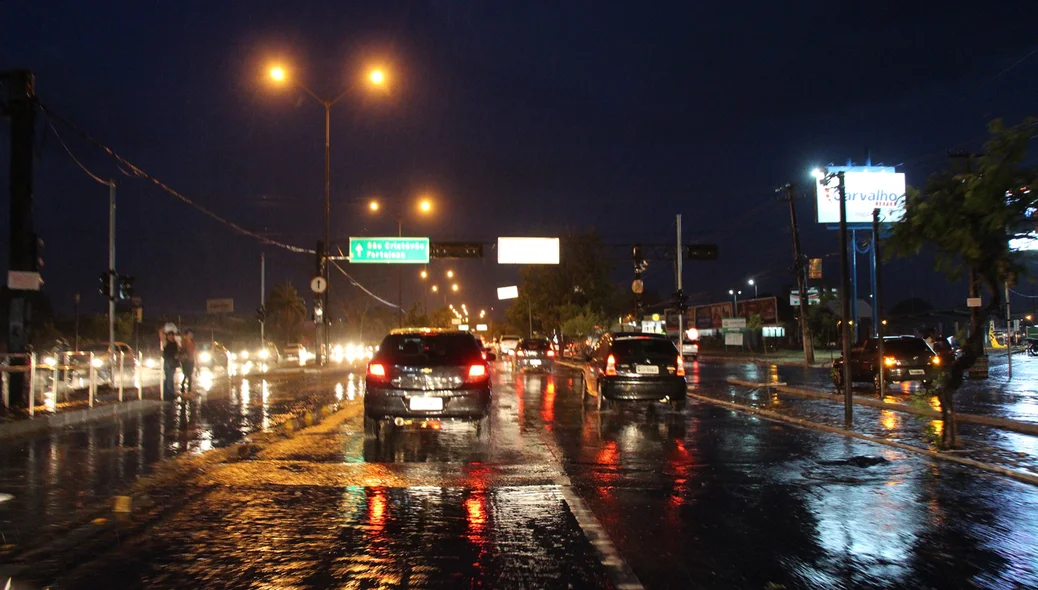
left=118, top=351, right=125, bottom=402
left=29, top=353, right=37, bottom=417
left=88, top=352, right=96, bottom=408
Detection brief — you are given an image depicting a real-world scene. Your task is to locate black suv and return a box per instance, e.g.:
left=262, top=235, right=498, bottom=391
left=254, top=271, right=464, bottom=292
left=832, top=336, right=939, bottom=390
left=581, top=332, right=686, bottom=410
left=364, top=329, right=496, bottom=437
left=513, top=337, right=555, bottom=372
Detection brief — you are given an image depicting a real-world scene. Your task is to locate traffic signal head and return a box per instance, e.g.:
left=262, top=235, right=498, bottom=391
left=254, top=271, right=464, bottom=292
left=430, top=242, right=484, bottom=259
left=117, top=275, right=135, bottom=300
left=257, top=306, right=266, bottom=322
left=98, top=271, right=112, bottom=298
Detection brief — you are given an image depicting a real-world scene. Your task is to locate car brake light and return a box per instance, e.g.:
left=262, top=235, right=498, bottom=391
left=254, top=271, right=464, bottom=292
left=605, top=354, right=617, bottom=376
left=368, top=363, right=387, bottom=379
left=467, top=364, right=488, bottom=381
left=547, top=349, right=555, bottom=357
left=931, top=355, right=941, bottom=366
left=676, top=354, right=685, bottom=377
left=481, top=351, right=487, bottom=360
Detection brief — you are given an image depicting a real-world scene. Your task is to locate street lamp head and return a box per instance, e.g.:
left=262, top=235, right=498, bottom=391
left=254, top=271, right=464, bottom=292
left=452, top=284, right=459, bottom=292
left=432, top=285, right=439, bottom=292
left=419, top=198, right=433, bottom=213
left=811, top=167, right=827, bottom=182
left=729, top=289, right=734, bottom=295
left=420, top=270, right=428, bottom=279
left=748, top=279, right=754, bottom=286
left=368, top=200, right=380, bottom=212
left=446, top=270, right=454, bottom=279
left=269, top=66, right=287, bottom=82
left=369, top=68, right=386, bottom=86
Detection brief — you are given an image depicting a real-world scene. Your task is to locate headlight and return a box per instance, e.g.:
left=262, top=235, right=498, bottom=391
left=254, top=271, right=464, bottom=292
left=240, top=351, right=249, bottom=360
left=42, top=356, right=57, bottom=367
left=229, top=352, right=238, bottom=361
left=145, top=358, right=157, bottom=369
left=258, top=349, right=270, bottom=360
left=91, top=357, right=104, bottom=368
left=199, top=351, right=212, bottom=363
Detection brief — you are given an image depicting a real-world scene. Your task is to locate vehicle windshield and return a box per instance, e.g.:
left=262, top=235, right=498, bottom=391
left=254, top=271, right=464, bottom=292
left=885, top=339, right=933, bottom=356
left=378, top=333, right=481, bottom=364
left=612, top=338, right=678, bottom=358
left=519, top=339, right=552, bottom=350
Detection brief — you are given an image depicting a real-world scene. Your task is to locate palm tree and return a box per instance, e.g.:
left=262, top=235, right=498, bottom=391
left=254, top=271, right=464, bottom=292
left=265, top=282, right=306, bottom=345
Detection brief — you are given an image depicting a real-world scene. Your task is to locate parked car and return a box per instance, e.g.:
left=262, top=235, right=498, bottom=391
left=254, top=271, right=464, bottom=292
left=513, top=337, right=555, bottom=372
left=581, top=332, right=686, bottom=410
left=364, top=328, right=496, bottom=437
left=832, top=336, right=938, bottom=390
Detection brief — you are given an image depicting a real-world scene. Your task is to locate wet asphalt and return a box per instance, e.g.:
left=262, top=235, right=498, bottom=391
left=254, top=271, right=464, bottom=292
left=2, top=359, right=1038, bottom=589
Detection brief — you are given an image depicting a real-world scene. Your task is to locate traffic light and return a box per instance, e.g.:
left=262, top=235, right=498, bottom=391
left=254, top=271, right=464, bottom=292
left=675, top=289, right=689, bottom=312
left=430, top=242, right=484, bottom=259
left=686, top=244, right=718, bottom=260
left=117, top=275, right=135, bottom=300
left=257, top=306, right=266, bottom=322
left=315, top=240, right=326, bottom=277
left=32, top=234, right=43, bottom=271
left=98, top=271, right=112, bottom=298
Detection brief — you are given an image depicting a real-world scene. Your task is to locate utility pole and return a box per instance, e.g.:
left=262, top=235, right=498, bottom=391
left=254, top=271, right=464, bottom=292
left=108, top=180, right=117, bottom=358
left=74, top=293, right=81, bottom=351
left=949, top=150, right=986, bottom=361
left=837, top=171, right=853, bottom=426
left=675, top=214, right=685, bottom=349
left=783, top=183, right=814, bottom=364
left=1006, top=281, right=1013, bottom=380
left=873, top=209, right=886, bottom=397
left=260, top=252, right=266, bottom=344
left=4, top=70, right=37, bottom=409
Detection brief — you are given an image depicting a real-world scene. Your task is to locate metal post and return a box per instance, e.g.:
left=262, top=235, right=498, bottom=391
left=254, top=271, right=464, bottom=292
left=88, top=352, right=96, bottom=408
left=785, top=184, right=814, bottom=364
left=29, top=353, right=37, bottom=417
left=676, top=214, right=684, bottom=349
left=322, top=103, right=332, bottom=367
left=838, top=172, right=853, bottom=426
left=51, top=363, right=58, bottom=406
left=108, top=180, right=117, bottom=359
left=851, top=229, right=859, bottom=342
left=398, top=219, right=404, bottom=328
left=1006, top=281, right=1013, bottom=380
left=874, top=209, right=886, bottom=397
left=74, top=293, right=81, bottom=351
left=260, top=252, right=266, bottom=343
left=528, top=299, right=533, bottom=338
left=118, top=351, right=125, bottom=402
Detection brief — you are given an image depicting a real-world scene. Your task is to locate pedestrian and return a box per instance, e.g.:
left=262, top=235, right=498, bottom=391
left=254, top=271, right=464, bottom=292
left=160, top=328, right=179, bottom=398
left=180, top=329, right=197, bottom=393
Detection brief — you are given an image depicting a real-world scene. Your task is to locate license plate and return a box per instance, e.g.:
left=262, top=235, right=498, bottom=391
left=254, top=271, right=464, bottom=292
left=636, top=365, right=659, bottom=375
left=409, top=397, right=444, bottom=411
left=682, top=345, right=696, bottom=353
left=529, top=359, right=542, bottom=366
left=909, top=369, right=925, bottom=376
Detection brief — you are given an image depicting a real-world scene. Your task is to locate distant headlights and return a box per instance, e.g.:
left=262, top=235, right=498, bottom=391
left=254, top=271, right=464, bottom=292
left=258, top=349, right=270, bottom=360
left=91, top=357, right=104, bottom=368
left=199, top=351, right=212, bottom=363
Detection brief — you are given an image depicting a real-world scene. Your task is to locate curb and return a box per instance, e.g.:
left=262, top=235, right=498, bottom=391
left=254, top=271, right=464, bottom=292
left=0, top=399, right=167, bottom=440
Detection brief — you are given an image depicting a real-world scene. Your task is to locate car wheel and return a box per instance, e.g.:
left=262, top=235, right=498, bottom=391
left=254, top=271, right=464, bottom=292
left=475, top=414, right=491, bottom=438
left=364, top=414, right=381, bottom=439
left=831, top=367, right=843, bottom=389
left=597, top=384, right=610, bottom=411
left=671, top=395, right=687, bottom=411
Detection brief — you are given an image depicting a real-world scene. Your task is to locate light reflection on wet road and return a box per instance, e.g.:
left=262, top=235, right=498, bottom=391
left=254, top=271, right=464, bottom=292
left=5, top=359, right=1038, bottom=588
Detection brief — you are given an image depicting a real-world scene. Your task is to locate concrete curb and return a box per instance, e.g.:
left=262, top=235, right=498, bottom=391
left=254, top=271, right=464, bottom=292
left=0, top=399, right=167, bottom=440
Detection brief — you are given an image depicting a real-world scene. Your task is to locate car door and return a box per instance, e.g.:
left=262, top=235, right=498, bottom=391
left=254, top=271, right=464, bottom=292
left=584, top=336, right=606, bottom=393
left=857, top=339, right=878, bottom=379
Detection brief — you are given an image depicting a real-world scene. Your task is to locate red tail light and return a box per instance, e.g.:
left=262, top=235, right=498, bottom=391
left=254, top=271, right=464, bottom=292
left=676, top=354, right=685, bottom=377
left=481, top=351, right=487, bottom=360
left=466, top=363, right=489, bottom=382
left=368, top=363, right=388, bottom=381
left=547, top=349, right=555, bottom=357
left=605, top=354, right=617, bottom=376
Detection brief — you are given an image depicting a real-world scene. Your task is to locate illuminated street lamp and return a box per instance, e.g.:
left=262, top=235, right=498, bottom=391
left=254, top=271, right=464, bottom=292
left=452, top=283, right=459, bottom=292
left=446, top=270, right=454, bottom=279
left=420, top=269, right=428, bottom=279
left=267, top=62, right=388, bottom=365
left=729, top=289, right=741, bottom=309
left=748, top=279, right=757, bottom=298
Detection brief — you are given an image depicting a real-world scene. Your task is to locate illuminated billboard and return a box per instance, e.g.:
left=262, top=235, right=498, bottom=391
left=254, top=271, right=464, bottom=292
left=817, top=170, right=906, bottom=224
left=497, top=285, right=519, bottom=300
left=497, top=237, right=560, bottom=264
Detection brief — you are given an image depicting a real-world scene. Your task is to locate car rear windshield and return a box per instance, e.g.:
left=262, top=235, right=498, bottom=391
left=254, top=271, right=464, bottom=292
left=611, top=338, right=678, bottom=358
left=885, top=339, right=932, bottom=355
left=378, top=333, right=481, bottom=364
left=520, top=339, right=551, bottom=350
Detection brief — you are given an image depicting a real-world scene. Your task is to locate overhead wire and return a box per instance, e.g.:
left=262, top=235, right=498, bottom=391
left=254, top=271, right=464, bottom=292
left=330, top=247, right=401, bottom=309
left=44, top=116, right=110, bottom=186
left=38, top=100, right=314, bottom=254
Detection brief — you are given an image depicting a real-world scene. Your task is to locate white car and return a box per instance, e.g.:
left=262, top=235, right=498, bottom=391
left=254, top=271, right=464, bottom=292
left=498, top=335, right=521, bottom=356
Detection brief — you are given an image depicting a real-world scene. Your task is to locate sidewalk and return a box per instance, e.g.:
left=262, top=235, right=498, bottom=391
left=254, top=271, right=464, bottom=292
left=698, top=348, right=836, bottom=368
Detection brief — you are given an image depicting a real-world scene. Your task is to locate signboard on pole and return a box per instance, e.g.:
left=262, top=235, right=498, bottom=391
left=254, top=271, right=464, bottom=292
left=808, top=258, right=823, bottom=279
left=736, top=297, right=779, bottom=323
left=497, top=237, right=560, bottom=264
left=816, top=169, right=906, bottom=224
left=722, top=318, right=747, bottom=329
left=497, top=285, right=519, bottom=300
left=206, top=298, right=234, bottom=314
left=7, top=271, right=42, bottom=291
left=693, top=302, right=733, bottom=330
left=349, top=237, right=430, bottom=264
left=725, top=332, right=744, bottom=346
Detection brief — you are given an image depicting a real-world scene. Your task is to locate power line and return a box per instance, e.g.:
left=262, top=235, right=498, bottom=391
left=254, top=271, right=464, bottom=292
left=44, top=116, right=110, bottom=186
left=38, top=101, right=314, bottom=255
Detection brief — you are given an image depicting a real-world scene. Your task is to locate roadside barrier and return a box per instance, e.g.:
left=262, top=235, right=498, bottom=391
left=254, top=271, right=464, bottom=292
left=2, top=351, right=145, bottom=417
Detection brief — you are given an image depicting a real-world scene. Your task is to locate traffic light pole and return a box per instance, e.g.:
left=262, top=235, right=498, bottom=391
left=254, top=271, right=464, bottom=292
left=260, top=252, right=266, bottom=344
left=108, top=179, right=117, bottom=358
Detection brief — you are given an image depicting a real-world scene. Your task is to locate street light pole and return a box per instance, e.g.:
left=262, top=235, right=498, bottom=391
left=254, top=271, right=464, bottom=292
left=398, top=218, right=403, bottom=327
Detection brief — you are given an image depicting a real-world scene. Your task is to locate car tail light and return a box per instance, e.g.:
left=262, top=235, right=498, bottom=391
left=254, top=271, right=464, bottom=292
left=931, top=355, right=941, bottom=366
left=547, top=349, right=555, bottom=357
left=605, top=354, right=617, bottom=376
left=676, top=354, right=685, bottom=377
left=467, top=364, right=488, bottom=382
left=368, top=363, right=388, bottom=381
left=481, top=351, right=487, bottom=360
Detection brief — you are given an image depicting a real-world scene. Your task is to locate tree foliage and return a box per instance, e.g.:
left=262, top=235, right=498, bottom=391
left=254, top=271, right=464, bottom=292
left=506, top=230, right=616, bottom=337
left=886, top=117, right=1038, bottom=446
left=265, top=282, right=306, bottom=345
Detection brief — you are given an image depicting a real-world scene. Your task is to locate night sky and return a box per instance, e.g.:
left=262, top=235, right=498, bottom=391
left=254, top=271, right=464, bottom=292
left=3, top=1, right=1038, bottom=321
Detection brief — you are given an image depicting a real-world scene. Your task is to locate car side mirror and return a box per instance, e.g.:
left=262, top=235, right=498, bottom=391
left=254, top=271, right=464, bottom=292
left=485, top=352, right=497, bottom=362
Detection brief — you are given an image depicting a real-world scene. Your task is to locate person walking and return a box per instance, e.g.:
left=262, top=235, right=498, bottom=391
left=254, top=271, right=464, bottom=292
left=160, top=327, right=179, bottom=399
left=180, top=329, right=197, bottom=393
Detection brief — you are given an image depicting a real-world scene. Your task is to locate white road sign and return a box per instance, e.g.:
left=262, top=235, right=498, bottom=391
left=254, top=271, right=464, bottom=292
left=310, top=276, right=328, bottom=294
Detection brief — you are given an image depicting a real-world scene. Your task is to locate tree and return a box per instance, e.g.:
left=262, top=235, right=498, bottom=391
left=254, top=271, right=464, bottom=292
left=887, top=118, right=1038, bottom=446
left=508, top=229, right=617, bottom=337
left=265, top=282, right=306, bottom=345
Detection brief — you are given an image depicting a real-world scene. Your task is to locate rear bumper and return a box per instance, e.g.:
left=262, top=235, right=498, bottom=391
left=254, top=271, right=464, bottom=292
left=885, top=367, right=935, bottom=382
left=601, top=376, right=686, bottom=401
left=364, top=387, right=491, bottom=418
left=516, top=358, right=553, bottom=370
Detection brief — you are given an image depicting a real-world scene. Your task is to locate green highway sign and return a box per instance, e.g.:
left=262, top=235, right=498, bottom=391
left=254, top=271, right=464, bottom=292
left=349, top=237, right=430, bottom=264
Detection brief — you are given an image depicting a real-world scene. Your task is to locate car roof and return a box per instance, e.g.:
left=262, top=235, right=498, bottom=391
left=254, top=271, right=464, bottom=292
left=389, top=327, right=454, bottom=335
left=611, top=332, right=671, bottom=340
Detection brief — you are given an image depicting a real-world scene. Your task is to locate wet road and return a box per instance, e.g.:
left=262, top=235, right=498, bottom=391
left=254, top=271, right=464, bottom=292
left=6, top=361, right=1038, bottom=589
